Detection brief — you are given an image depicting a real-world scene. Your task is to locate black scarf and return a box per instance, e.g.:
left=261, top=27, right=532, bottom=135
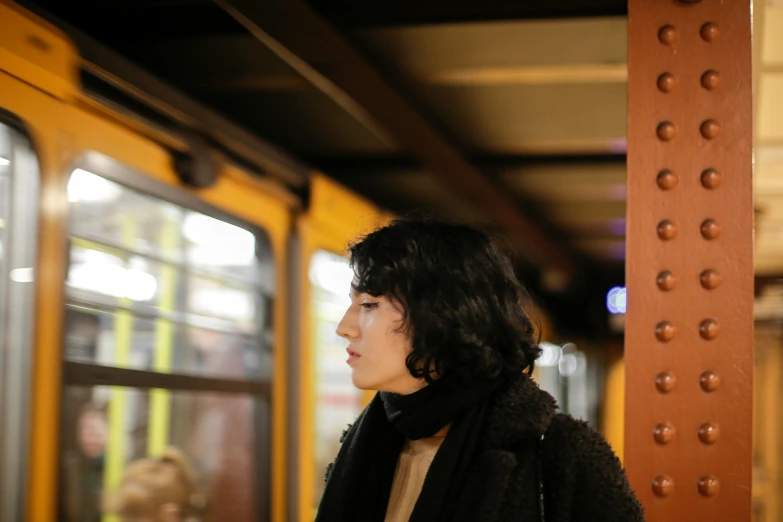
left=315, top=377, right=503, bottom=522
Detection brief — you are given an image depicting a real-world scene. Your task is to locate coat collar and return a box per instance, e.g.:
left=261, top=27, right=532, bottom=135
left=483, top=373, right=558, bottom=449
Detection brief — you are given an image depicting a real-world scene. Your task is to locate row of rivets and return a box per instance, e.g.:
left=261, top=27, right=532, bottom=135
left=658, top=22, right=720, bottom=46
left=655, top=168, right=723, bottom=190
left=652, top=12, right=724, bottom=502
left=655, top=120, right=721, bottom=141
left=651, top=475, right=720, bottom=498
left=655, top=219, right=721, bottom=240
left=656, top=70, right=719, bottom=93
left=652, top=421, right=720, bottom=445
left=654, top=370, right=721, bottom=393
left=653, top=319, right=720, bottom=341
left=655, top=269, right=722, bottom=291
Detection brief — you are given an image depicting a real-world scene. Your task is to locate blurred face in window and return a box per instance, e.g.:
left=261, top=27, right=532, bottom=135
left=336, top=288, right=424, bottom=395
left=77, top=409, right=107, bottom=459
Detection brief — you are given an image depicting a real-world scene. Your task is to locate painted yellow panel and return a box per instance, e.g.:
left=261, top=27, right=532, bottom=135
left=308, top=172, right=390, bottom=253
left=0, top=1, right=78, bottom=100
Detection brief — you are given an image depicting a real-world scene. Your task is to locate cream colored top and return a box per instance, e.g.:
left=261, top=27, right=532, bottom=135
left=384, top=436, right=446, bottom=522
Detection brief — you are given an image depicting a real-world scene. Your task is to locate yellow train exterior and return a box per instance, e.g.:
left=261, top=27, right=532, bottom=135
left=0, top=3, right=395, bottom=522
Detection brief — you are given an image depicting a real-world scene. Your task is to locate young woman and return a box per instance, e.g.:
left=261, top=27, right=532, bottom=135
left=105, top=447, right=206, bottom=522
left=316, top=219, right=644, bottom=522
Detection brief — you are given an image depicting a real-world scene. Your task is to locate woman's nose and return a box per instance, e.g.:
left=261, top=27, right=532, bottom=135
left=336, top=309, right=359, bottom=340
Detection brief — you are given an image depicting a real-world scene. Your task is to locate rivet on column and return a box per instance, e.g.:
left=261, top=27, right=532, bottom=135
left=652, top=475, right=674, bottom=497
left=698, top=422, right=721, bottom=445
left=657, top=121, right=677, bottom=141
left=653, top=422, right=676, bottom=445
left=699, top=318, right=720, bottom=340
left=657, top=220, right=678, bottom=240
left=698, top=475, right=720, bottom=498
left=657, top=169, right=678, bottom=190
left=700, top=371, right=722, bottom=392
left=701, top=22, right=720, bottom=42
left=701, top=168, right=722, bottom=189
left=657, top=72, right=677, bottom=93
left=656, top=372, right=677, bottom=394
left=701, top=119, right=721, bottom=140
left=656, top=321, right=677, bottom=342
left=700, top=269, right=722, bottom=289
left=657, top=270, right=677, bottom=291
left=701, top=219, right=721, bottom=240
left=658, top=25, right=678, bottom=45
left=701, top=70, right=720, bottom=90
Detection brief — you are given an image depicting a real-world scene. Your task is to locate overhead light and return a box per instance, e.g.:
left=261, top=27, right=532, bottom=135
left=0, top=157, right=9, bottom=166
left=606, top=286, right=627, bottom=314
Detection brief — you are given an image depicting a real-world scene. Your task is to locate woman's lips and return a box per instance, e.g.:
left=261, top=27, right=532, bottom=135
left=346, top=347, right=360, bottom=364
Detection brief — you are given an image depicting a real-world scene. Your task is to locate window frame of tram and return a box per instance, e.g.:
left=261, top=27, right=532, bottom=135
left=0, top=116, right=41, bottom=522
left=308, top=249, right=363, bottom=511
left=58, top=152, right=274, bottom=522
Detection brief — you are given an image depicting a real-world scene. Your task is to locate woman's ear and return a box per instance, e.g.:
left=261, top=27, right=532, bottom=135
left=158, top=502, right=180, bottom=522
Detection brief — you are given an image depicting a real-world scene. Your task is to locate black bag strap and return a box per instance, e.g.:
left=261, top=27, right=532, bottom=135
left=536, top=432, right=546, bottom=522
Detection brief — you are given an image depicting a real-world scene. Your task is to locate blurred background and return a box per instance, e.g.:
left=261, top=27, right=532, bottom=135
left=0, top=0, right=780, bottom=521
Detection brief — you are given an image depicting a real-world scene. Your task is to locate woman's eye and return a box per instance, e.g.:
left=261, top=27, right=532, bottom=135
left=360, top=302, right=379, bottom=310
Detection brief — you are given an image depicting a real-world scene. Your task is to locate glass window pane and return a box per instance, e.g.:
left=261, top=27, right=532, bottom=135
left=64, top=164, right=273, bottom=381
left=0, top=123, right=40, bottom=522
left=309, top=250, right=361, bottom=509
left=59, top=385, right=269, bottom=522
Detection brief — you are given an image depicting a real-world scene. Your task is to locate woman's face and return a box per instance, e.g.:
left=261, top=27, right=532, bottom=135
left=336, top=288, right=425, bottom=395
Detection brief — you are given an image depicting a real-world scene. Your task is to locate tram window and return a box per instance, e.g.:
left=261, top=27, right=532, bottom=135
left=64, top=166, right=274, bottom=380
left=60, top=158, right=273, bottom=522
left=59, top=385, right=270, bottom=522
left=308, top=250, right=362, bottom=508
left=0, top=122, right=40, bottom=522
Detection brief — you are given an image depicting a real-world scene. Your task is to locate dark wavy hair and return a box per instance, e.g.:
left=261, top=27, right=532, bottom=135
left=348, top=218, right=541, bottom=386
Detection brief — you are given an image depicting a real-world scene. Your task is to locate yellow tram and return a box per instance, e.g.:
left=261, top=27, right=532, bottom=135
left=0, top=3, right=396, bottom=521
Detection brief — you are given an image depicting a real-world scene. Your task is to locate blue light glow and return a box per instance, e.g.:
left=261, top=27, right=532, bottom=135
left=606, top=286, right=627, bottom=314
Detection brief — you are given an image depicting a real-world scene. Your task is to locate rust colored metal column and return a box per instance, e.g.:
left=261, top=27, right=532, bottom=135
left=625, top=1, right=753, bottom=521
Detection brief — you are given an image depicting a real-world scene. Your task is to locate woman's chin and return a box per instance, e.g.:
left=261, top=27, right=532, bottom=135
left=350, top=371, right=375, bottom=391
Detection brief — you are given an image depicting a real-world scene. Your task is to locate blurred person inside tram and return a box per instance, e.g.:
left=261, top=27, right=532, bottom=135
left=104, top=447, right=206, bottom=522
left=316, top=217, right=644, bottom=522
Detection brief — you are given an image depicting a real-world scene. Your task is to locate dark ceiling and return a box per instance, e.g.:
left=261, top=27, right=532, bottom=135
left=20, top=0, right=631, bottom=338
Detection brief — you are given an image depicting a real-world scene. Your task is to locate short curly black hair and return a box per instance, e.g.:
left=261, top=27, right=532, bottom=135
left=348, top=218, right=541, bottom=386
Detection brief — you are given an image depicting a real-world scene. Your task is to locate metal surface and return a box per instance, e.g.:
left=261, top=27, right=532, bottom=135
left=218, top=0, right=580, bottom=274
left=624, top=1, right=753, bottom=520
left=16, top=0, right=312, bottom=190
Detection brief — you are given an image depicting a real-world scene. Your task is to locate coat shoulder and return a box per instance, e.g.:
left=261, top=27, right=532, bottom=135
left=543, top=413, right=645, bottom=522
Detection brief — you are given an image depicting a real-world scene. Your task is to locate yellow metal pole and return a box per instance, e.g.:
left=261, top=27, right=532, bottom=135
left=147, top=215, right=178, bottom=456
left=101, top=218, right=136, bottom=522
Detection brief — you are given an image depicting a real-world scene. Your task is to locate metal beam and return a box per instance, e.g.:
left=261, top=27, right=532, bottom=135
left=217, top=0, right=579, bottom=273
left=304, top=0, right=627, bottom=28
left=307, top=153, right=627, bottom=175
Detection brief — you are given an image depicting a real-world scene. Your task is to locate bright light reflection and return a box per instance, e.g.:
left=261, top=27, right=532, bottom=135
left=183, top=213, right=256, bottom=266
left=538, top=342, right=562, bottom=367
left=190, top=288, right=253, bottom=321
left=68, top=251, right=157, bottom=301
left=0, top=157, right=9, bottom=166
left=309, top=250, right=354, bottom=299
left=10, top=267, right=34, bottom=283
left=67, top=169, right=121, bottom=203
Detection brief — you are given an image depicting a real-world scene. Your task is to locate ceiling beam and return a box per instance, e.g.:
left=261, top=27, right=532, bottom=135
left=217, top=0, right=581, bottom=274
left=303, top=0, right=627, bottom=28
left=307, top=153, right=627, bottom=175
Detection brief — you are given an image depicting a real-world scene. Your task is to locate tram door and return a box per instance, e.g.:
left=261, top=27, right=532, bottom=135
left=292, top=173, right=389, bottom=522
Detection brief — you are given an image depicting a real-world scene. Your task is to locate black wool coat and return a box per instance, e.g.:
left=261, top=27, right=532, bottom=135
left=326, top=375, right=645, bottom=522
